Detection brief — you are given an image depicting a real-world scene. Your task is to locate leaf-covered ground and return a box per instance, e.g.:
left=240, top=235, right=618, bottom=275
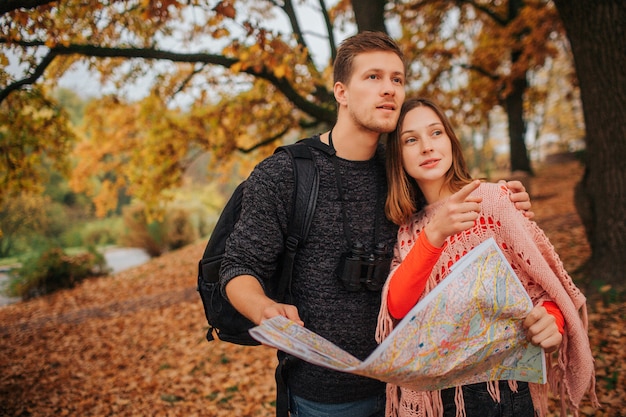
left=1, top=158, right=623, bottom=416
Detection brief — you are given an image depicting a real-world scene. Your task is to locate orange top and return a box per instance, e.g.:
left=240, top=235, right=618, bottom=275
left=387, top=232, right=564, bottom=334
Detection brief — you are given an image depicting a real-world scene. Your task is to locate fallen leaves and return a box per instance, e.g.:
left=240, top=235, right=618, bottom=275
left=0, top=158, right=623, bottom=416
left=0, top=241, right=278, bottom=416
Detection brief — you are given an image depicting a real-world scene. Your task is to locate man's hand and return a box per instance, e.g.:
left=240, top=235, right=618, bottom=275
left=424, top=180, right=482, bottom=247
left=523, top=304, right=562, bottom=353
left=259, top=302, right=304, bottom=326
left=226, top=275, right=304, bottom=326
left=503, top=180, right=534, bottom=219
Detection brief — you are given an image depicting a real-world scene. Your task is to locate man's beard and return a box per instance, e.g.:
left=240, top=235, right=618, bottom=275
left=350, top=110, right=398, bottom=134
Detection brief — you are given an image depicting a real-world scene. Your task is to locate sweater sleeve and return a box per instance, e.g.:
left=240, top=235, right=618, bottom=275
left=542, top=300, right=565, bottom=335
left=387, top=231, right=444, bottom=319
left=219, top=152, right=294, bottom=292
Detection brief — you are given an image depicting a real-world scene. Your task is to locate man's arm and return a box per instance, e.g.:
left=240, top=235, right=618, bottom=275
left=225, top=275, right=304, bottom=326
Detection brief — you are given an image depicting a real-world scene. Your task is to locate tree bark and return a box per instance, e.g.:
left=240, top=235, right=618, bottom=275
left=505, top=64, right=532, bottom=173
left=505, top=0, right=532, bottom=174
left=352, top=0, right=389, bottom=33
left=553, top=0, right=626, bottom=291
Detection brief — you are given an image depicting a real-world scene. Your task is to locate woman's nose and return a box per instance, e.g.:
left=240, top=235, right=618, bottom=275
left=421, top=138, right=433, bottom=153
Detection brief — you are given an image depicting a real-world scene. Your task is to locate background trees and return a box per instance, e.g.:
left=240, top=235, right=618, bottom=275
left=1, top=0, right=624, bottom=291
left=551, top=0, right=626, bottom=289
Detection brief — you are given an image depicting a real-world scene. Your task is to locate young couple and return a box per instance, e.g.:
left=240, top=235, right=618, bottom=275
left=219, top=31, right=595, bottom=417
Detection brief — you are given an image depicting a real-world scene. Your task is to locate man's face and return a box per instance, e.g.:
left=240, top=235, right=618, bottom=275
left=339, top=51, right=406, bottom=134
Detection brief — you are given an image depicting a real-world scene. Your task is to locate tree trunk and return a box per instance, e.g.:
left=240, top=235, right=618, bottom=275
left=505, top=66, right=533, bottom=174
left=553, top=0, right=626, bottom=291
left=505, top=0, right=532, bottom=175
left=352, top=0, right=389, bottom=33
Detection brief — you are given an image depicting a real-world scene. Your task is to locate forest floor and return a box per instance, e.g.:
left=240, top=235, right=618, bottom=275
left=0, top=158, right=624, bottom=416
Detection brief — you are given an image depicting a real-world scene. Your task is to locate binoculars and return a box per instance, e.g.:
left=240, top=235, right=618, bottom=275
left=336, top=242, right=392, bottom=292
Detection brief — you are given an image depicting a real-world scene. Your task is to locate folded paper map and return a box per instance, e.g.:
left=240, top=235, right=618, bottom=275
left=249, top=237, right=546, bottom=392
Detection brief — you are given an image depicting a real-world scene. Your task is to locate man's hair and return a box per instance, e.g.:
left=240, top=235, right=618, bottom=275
left=333, top=31, right=406, bottom=85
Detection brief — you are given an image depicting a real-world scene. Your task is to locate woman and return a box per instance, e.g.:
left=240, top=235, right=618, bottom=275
left=376, top=98, right=597, bottom=417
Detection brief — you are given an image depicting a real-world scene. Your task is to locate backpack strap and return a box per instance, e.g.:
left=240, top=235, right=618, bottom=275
left=272, top=140, right=318, bottom=417
left=273, top=141, right=319, bottom=302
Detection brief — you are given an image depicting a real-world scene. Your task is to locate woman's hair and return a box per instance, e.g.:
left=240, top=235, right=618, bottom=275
left=333, top=31, right=406, bottom=85
left=385, top=97, right=473, bottom=225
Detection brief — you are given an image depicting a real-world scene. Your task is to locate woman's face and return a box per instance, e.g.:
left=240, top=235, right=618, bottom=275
left=399, top=106, right=453, bottom=198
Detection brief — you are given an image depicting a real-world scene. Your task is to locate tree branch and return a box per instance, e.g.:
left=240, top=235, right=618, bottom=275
left=0, top=0, right=56, bottom=15
left=273, top=0, right=335, bottom=106
left=456, top=0, right=508, bottom=26
left=0, top=41, right=336, bottom=123
left=458, top=63, right=500, bottom=81
left=319, top=0, right=337, bottom=62
left=278, top=0, right=313, bottom=66
left=238, top=124, right=292, bottom=153
left=0, top=49, right=57, bottom=102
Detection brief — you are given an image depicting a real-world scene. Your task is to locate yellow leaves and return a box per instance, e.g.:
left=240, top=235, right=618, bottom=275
left=224, top=34, right=315, bottom=89
left=0, top=193, right=51, bottom=241
left=274, top=64, right=287, bottom=79
left=211, top=27, right=230, bottom=39
left=3, top=1, right=330, bottom=221
left=92, top=180, right=121, bottom=218
left=71, top=93, right=203, bottom=218
left=213, top=0, right=237, bottom=19
left=139, top=0, right=183, bottom=22
left=0, top=89, right=75, bottom=207
left=20, top=105, right=55, bottom=121
left=229, top=61, right=243, bottom=74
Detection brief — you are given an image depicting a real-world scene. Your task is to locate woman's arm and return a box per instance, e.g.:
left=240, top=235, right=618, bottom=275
left=387, top=181, right=482, bottom=318
left=387, top=231, right=443, bottom=319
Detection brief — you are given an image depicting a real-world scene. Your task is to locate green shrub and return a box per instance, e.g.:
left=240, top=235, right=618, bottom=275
left=44, top=201, right=70, bottom=239
left=0, top=193, right=51, bottom=257
left=58, top=228, right=85, bottom=248
left=82, top=217, right=123, bottom=247
left=58, top=217, right=123, bottom=248
left=8, top=246, right=109, bottom=300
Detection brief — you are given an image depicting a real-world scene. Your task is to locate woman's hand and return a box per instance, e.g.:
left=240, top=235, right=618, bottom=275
left=523, top=304, right=562, bottom=353
left=424, top=180, right=482, bottom=247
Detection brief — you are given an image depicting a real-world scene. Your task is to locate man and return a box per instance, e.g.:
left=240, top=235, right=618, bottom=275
left=220, top=31, right=531, bottom=417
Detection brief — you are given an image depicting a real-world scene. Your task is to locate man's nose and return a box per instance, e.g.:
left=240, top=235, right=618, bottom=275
left=382, top=79, right=396, bottom=96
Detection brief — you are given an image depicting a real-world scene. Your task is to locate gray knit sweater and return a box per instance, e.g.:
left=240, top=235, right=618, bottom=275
left=220, top=135, right=398, bottom=403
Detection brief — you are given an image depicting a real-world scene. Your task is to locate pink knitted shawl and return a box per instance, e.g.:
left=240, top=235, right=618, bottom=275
left=376, top=183, right=598, bottom=417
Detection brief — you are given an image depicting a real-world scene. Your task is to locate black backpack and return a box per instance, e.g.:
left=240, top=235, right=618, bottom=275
left=197, top=139, right=319, bottom=346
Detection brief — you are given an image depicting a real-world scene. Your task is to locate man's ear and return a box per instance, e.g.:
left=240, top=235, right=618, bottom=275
left=333, top=81, right=348, bottom=106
